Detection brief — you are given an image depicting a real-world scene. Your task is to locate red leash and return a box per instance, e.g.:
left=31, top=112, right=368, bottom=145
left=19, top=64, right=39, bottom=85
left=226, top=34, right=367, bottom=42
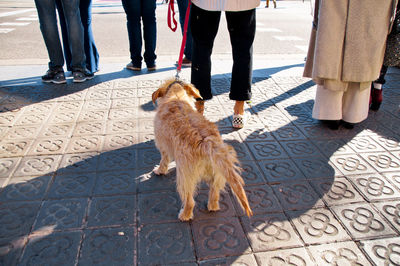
left=168, top=0, right=191, bottom=77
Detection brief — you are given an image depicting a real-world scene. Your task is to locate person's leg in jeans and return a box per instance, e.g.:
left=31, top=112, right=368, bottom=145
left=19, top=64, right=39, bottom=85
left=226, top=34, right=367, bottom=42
left=142, top=0, right=157, bottom=68
left=190, top=4, right=220, bottom=101
left=34, top=0, right=64, bottom=70
left=226, top=9, right=256, bottom=115
left=80, top=0, right=99, bottom=73
left=177, top=0, right=193, bottom=61
left=122, top=0, right=143, bottom=68
left=60, top=0, right=86, bottom=72
left=55, top=0, right=72, bottom=71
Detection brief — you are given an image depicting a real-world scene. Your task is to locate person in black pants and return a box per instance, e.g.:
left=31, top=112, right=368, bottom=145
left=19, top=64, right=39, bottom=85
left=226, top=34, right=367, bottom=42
left=190, top=3, right=256, bottom=128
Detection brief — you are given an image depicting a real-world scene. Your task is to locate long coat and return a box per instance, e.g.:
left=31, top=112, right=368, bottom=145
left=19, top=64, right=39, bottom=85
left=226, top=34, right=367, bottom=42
left=303, top=0, right=398, bottom=91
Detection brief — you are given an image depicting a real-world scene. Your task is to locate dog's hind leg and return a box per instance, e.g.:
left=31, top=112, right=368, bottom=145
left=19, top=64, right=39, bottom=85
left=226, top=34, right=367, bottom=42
left=154, top=150, right=170, bottom=175
left=207, top=174, right=225, bottom=212
left=176, top=165, right=196, bottom=221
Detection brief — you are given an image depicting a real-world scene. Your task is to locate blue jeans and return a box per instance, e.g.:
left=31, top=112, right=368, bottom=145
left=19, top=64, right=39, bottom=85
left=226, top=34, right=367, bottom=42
left=177, top=0, right=192, bottom=60
left=121, top=0, right=157, bottom=67
left=56, top=0, right=99, bottom=73
left=35, top=0, right=86, bottom=71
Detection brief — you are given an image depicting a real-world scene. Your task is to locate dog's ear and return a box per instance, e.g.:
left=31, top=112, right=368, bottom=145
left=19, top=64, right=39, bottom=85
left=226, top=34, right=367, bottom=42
left=184, top=84, right=202, bottom=100
left=152, top=88, right=164, bottom=104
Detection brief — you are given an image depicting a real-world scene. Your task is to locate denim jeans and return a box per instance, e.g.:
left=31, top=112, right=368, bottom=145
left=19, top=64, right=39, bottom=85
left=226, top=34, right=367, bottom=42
left=121, top=0, right=157, bottom=68
left=35, top=0, right=86, bottom=71
left=56, top=0, right=99, bottom=73
left=177, top=0, right=192, bottom=60
left=190, top=4, right=256, bottom=101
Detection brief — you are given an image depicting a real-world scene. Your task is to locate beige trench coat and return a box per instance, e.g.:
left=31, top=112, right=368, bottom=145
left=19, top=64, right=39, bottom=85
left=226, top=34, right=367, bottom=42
left=303, top=0, right=398, bottom=91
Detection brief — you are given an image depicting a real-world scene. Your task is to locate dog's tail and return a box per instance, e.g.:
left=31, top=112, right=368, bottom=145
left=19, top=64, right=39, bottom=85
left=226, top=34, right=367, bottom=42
left=202, top=138, right=253, bottom=217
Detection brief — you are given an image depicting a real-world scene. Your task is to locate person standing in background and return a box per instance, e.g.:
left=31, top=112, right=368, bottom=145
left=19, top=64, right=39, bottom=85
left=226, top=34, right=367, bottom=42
left=34, top=0, right=94, bottom=84
left=190, top=0, right=260, bottom=129
left=265, top=0, right=276, bottom=8
left=56, top=0, right=100, bottom=74
left=303, top=0, right=398, bottom=129
left=122, top=0, right=157, bottom=71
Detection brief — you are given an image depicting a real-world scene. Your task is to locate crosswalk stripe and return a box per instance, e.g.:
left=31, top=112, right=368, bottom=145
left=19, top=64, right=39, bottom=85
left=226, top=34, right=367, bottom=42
left=0, top=22, right=30, bottom=26
left=0, top=28, right=14, bottom=33
left=273, top=36, right=303, bottom=41
left=0, top=8, right=35, bottom=18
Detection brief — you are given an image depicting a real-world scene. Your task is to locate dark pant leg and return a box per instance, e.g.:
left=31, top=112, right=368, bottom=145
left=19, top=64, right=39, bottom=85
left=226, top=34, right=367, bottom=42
left=177, top=0, right=193, bottom=60
left=226, top=9, right=256, bottom=101
left=122, top=0, right=142, bottom=66
left=190, top=4, right=220, bottom=100
left=141, top=0, right=157, bottom=67
left=376, top=65, right=388, bottom=84
left=55, top=0, right=72, bottom=71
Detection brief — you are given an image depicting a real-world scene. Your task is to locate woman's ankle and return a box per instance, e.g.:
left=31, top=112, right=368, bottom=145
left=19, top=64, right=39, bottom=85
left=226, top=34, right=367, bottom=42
left=234, top=101, right=245, bottom=115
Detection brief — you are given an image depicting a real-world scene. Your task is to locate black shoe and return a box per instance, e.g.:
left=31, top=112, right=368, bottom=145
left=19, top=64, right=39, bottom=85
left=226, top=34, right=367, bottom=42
left=73, top=69, right=94, bottom=83
left=341, top=121, right=355, bottom=129
left=42, top=68, right=66, bottom=84
left=321, top=120, right=340, bottom=130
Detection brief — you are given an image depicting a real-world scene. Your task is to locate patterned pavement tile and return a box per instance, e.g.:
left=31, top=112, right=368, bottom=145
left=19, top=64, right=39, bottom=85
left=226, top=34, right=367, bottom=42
left=137, top=118, right=154, bottom=133
left=226, top=140, right=254, bottom=162
left=199, top=254, right=257, bottom=265
left=38, top=123, right=75, bottom=138
left=66, top=135, right=104, bottom=153
left=247, top=141, right=289, bottom=161
left=0, top=235, right=27, bottom=266
left=308, top=241, right=370, bottom=265
left=288, top=208, right=351, bottom=245
left=46, top=173, right=96, bottom=199
left=77, top=109, right=108, bottom=122
left=331, top=203, right=397, bottom=240
left=257, top=159, right=306, bottom=183
left=192, top=217, right=251, bottom=260
left=347, top=135, right=386, bottom=153
left=293, top=156, right=342, bottom=179
left=138, top=222, right=195, bottom=265
left=271, top=181, right=325, bottom=211
left=33, top=198, right=88, bottom=231
left=93, top=170, right=137, bottom=196
left=241, top=213, right=302, bottom=252
left=330, top=154, right=377, bottom=176
left=271, top=125, right=306, bottom=141
left=3, top=125, right=41, bottom=140
left=108, top=108, right=137, bottom=120
left=27, top=137, right=70, bottom=156
left=310, top=177, right=365, bottom=206
left=138, top=191, right=181, bottom=224
left=14, top=112, right=49, bottom=126
left=372, top=200, right=400, bottom=233
left=97, top=149, right=137, bottom=171
left=240, top=160, right=267, bottom=186
left=374, top=135, right=400, bottom=151
left=0, top=175, right=51, bottom=202
left=47, top=110, right=79, bottom=124
left=137, top=169, right=177, bottom=193
left=85, top=89, right=112, bottom=100
left=19, top=231, right=82, bottom=266
left=0, top=157, right=20, bottom=178
left=0, top=201, right=41, bottom=238
left=347, top=173, right=400, bottom=201
left=72, top=121, right=106, bottom=136
left=55, top=100, right=84, bottom=111
left=13, top=155, right=61, bottom=177
left=106, top=119, right=137, bottom=135
left=237, top=185, right=282, bottom=216
left=254, top=247, right=314, bottom=266
left=238, top=127, right=275, bottom=142
left=0, top=139, right=33, bottom=157
left=279, top=140, right=322, bottom=158
left=87, top=195, right=136, bottom=227
left=360, top=237, right=400, bottom=266
left=112, top=89, right=138, bottom=99
left=384, top=172, right=400, bottom=191
left=82, top=99, right=112, bottom=110
left=136, top=148, right=161, bottom=170
left=79, top=227, right=135, bottom=266
left=102, top=133, right=139, bottom=151
left=311, top=138, right=355, bottom=157
left=57, top=152, right=99, bottom=175
left=359, top=152, right=400, bottom=173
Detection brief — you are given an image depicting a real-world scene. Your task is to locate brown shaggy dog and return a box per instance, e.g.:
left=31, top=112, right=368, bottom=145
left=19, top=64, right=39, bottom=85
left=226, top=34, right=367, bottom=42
left=152, top=78, right=253, bottom=221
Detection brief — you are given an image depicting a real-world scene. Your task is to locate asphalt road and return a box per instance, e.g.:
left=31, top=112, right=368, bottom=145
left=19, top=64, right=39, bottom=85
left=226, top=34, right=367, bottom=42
left=0, top=0, right=313, bottom=65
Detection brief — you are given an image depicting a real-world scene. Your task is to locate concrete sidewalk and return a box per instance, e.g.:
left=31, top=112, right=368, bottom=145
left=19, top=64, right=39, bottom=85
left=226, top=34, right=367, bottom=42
left=0, top=56, right=400, bottom=265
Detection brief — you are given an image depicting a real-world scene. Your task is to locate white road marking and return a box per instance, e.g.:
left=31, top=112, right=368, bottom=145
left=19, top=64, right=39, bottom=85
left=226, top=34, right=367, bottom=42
left=0, top=22, right=30, bottom=26
left=295, top=45, right=308, bottom=52
left=273, top=36, right=303, bottom=41
left=0, top=9, right=36, bottom=18
left=0, top=28, right=14, bottom=33
left=257, top=27, right=282, bottom=32
left=16, top=17, right=38, bottom=21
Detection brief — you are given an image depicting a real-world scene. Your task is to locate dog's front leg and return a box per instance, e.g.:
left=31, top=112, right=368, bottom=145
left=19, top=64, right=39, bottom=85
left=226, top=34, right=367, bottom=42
left=154, top=150, right=170, bottom=175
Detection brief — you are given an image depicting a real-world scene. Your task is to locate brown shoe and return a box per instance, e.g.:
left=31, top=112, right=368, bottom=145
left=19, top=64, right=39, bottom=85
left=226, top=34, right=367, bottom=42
left=126, top=62, right=141, bottom=71
left=176, top=57, right=192, bottom=67
left=195, top=100, right=204, bottom=114
left=147, top=65, right=156, bottom=71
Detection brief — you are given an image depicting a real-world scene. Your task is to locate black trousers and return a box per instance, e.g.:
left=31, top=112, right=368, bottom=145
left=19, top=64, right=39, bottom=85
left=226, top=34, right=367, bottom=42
left=190, top=4, right=256, bottom=101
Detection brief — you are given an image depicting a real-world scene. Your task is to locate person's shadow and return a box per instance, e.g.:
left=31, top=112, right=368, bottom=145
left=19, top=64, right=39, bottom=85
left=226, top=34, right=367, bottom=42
left=1, top=70, right=399, bottom=265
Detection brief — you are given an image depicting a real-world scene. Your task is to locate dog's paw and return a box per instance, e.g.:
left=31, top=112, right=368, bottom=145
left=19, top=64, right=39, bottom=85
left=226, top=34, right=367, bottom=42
left=207, top=202, right=220, bottom=212
left=153, top=167, right=167, bottom=175
left=178, top=208, right=193, bottom=222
